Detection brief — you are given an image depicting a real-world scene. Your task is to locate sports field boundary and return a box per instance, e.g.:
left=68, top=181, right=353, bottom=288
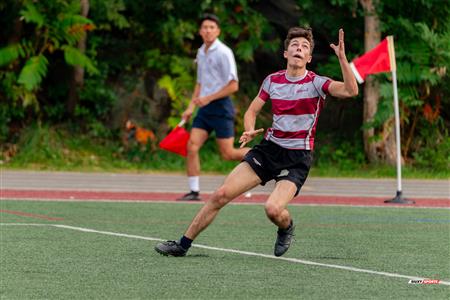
left=1, top=222, right=449, bottom=286
left=2, top=189, right=449, bottom=208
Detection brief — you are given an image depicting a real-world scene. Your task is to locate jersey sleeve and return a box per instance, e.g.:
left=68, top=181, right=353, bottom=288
left=257, top=75, right=271, bottom=102
left=313, top=74, right=332, bottom=98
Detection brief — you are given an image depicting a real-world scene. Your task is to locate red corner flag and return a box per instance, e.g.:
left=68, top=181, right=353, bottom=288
left=159, top=120, right=190, bottom=157
left=350, top=36, right=396, bottom=83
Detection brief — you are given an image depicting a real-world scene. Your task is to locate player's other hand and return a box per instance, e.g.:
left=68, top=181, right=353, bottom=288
left=182, top=108, right=194, bottom=121
left=239, top=128, right=264, bottom=148
left=193, top=96, right=210, bottom=107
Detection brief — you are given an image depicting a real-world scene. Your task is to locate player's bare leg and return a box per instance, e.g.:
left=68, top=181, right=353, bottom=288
left=155, top=162, right=261, bottom=256
left=265, top=180, right=297, bottom=256
left=184, top=162, right=260, bottom=239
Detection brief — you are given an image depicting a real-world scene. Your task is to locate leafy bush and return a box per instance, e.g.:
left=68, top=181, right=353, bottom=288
left=314, top=134, right=366, bottom=171
left=411, top=118, right=449, bottom=171
left=412, top=138, right=450, bottom=172
left=0, top=1, right=98, bottom=112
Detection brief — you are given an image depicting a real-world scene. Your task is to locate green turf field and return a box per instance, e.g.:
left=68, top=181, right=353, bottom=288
left=1, top=200, right=449, bottom=299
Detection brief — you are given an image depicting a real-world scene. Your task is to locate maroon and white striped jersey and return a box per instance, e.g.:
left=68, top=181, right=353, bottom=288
left=258, top=70, right=331, bottom=150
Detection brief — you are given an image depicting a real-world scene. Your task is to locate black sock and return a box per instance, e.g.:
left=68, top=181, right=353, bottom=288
left=280, top=219, right=293, bottom=231
left=288, top=219, right=293, bottom=229
left=179, top=235, right=193, bottom=249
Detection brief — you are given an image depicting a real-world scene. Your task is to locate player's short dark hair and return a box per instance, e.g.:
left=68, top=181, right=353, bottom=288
left=199, top=13, right=220, bottom=27
left=284, top=27, right=314, bottom=53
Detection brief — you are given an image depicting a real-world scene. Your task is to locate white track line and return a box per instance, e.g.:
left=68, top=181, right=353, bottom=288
left=2, top=222, right=449, bottom=286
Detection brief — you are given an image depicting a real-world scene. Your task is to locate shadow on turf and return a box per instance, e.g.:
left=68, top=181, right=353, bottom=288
left=155, top=254, right=210, bottom=258
left=186, top=254, right=210, bottom=258
left=305, top=256, right=355, bottom=260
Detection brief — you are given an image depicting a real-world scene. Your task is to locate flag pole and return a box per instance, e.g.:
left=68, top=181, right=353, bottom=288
left=384, top=36, right=414, bottom=204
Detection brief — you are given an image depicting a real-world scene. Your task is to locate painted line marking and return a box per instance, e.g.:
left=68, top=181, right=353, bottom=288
left=2, top=222, right=449, bottom=286
left=0, top=209, right=64, bottom=221
left=0, top=223, right=50, bottom=226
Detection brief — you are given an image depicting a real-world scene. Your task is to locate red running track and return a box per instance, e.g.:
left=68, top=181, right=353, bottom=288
left=2, top=189, right=449, bottom=208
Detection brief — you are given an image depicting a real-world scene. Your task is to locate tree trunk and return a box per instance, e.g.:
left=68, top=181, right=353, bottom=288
left=360, top=0, right=398, bottom=165
left=67, top=0, right=89, bottom=116
left=8, top=18, right=23, bottom=44
left=382, top=118, right=397, bottom=164
left=362, top=76, right=380, bottom=162
left=359, top=0, right=382, bottom=163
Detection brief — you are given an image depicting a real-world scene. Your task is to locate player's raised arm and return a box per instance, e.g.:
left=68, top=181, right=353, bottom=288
left=239, top=96, right=265, bottom=148
left=328, top=29, right=358, bottom=98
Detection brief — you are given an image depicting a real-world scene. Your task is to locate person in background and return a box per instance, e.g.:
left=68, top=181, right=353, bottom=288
left=178, top=13, right=250, bottom=201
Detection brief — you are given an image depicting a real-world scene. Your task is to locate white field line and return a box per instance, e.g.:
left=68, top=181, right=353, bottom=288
left=2, top=222, right=449, bottom=286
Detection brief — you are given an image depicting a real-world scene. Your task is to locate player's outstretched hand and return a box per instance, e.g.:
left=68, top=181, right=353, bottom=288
left=239, top=128, right=264, bottom=148
left=330, top=28, right=346, bottom=59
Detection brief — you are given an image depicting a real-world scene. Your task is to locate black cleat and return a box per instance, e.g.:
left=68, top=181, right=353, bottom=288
left=274, top=223, right=295, bottom=257
left=177, top=191, right=201, bottom=201
left=155, top=240, right=188, bottom=257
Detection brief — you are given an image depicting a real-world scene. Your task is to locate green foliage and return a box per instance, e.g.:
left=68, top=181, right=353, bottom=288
left=20, top=2, right=45, bottom=28
left=0, top=44, right=20, bottom=66
left=0, top=103, right=12, bottom=142
left=160, top=16, right=197, bottom=47
left=316, top=56, right=345, bottom=81
left=228, top=11, right=279, bottom=62
left=377, top=17, right=449, bottom=161
left=1, top=0, right=449, bottom=173
left=410, top=119, right=449, bottom=172
left=315, top=134, right=366, bottom=171
left=413, top=137, right=450, bottom=172
left=77, top=75, right=118, bottom=125
left=10, top=124, right=64, bottom=166
left=3, top=123, right=447, bottom=178
left=102, top=0, right=130, bottom=29
left=145, top=48, right=195, bottom=126
left=8, top=124, right=117, bottom=170
left=314, top=0, right=450, bottom=167
left=63, top=46, right=98, bottom=75
left=0, top=0, right=99, bottom=120
left=17, top=55, right=48, bottom=91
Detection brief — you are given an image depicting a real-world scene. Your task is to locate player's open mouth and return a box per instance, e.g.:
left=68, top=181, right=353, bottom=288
left=293, top=54, right=303, bottom=59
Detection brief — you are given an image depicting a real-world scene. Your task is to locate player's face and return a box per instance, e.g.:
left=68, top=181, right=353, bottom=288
left=284, top=37, right=312, bottom=67
left=199, top=20, right=220, bottom=45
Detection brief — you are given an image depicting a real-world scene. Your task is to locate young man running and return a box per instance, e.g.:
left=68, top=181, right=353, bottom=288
left=155, top=27, right=358, bottom=257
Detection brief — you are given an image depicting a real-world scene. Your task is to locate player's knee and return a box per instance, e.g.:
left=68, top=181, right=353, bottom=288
left=209, top=186, right=230, bottom=208
left=265, top=202, right=282, bottom=220
left=220, top=148, right=236, bottom=160
left=220, top=150, right=234, bottom=161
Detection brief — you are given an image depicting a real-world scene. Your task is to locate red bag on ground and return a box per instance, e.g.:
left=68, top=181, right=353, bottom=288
left=159, top=120, right=190, bottom=157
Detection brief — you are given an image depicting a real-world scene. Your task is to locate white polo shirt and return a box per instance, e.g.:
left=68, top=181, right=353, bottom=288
left=196, top=39, right=238, bottom=98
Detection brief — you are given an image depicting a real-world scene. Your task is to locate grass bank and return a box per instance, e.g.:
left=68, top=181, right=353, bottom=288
left=1, top=124, right=448, bottom=179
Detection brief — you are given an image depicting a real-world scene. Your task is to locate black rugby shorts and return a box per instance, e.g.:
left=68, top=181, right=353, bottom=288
left=243, top=139, right=312, bottom=196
